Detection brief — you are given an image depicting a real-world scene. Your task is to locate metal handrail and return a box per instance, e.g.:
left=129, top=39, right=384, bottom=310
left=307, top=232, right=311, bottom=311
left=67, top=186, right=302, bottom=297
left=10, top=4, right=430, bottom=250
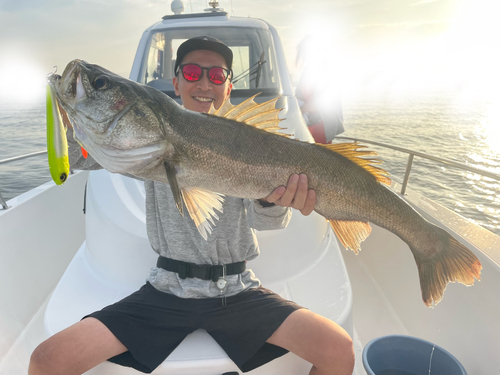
left=335, top=136, right=500, bottom=195
left=0, top=150, right=47, bottom=165
left=0, top=193, right=8, bottom=210
left=0, top=150, right=48, bottom=210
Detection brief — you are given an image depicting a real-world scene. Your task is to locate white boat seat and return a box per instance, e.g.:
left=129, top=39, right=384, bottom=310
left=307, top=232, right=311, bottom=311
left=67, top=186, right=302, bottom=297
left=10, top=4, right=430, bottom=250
left=147, top=79, right=175, bottom=92
left=44, top=170, right=353, bottom=374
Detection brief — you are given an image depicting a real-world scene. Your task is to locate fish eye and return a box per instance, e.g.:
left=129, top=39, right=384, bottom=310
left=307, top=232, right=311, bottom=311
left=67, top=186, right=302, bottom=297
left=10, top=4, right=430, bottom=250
left=92, top=76, right=110, bottom=90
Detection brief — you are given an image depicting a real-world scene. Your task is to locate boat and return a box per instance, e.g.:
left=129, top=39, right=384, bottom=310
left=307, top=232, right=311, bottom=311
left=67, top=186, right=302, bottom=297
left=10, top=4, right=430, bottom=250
left=1, top=2, right=499, bottom=374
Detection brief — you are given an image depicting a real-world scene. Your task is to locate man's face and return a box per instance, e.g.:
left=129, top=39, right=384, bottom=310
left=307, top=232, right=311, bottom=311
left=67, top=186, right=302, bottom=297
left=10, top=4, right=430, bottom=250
left=173, top=49, right=232, bottom=113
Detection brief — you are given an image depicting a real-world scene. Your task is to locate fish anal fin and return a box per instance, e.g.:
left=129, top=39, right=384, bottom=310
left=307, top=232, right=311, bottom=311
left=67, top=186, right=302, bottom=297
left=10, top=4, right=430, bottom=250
left=323, top=143, right=391, bottom=186
left=328, top=219, right=372, bottom=254
left=182, top=188, right=225, bottom=240
left=211, top=95, right=290, bottom=138
left=416, top=237, right=482, bottom=307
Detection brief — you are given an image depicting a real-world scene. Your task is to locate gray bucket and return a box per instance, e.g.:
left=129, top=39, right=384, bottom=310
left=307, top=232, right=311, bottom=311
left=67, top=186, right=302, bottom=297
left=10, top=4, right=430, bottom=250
left=362, top=335, right=467, bottom=375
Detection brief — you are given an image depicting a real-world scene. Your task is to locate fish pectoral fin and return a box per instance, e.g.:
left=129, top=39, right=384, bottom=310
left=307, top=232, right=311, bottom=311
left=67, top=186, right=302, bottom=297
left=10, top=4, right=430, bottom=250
left=182, top=188, right=225, bottom=241
left=164, top=161, right=184, bottom=216
left=210, top=94, right=289, bottom=137
left=328, top=220, right=372, bottom=254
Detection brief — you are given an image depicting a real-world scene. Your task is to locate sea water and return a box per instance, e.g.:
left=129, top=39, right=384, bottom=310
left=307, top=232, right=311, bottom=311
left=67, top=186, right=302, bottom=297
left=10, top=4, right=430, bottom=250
left=0, top=88, right=499, bottom=235
left=342, top=88, right=500, bottom=236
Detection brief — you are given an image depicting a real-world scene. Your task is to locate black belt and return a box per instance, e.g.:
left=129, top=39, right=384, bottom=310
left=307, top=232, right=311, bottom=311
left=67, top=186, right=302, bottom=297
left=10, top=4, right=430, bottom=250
left=156, top=256, right=246, bottom=282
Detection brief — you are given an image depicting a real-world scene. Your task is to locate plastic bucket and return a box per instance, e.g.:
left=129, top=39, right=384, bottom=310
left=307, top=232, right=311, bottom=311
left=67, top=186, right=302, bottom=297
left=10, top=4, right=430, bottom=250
left=362, top=335, right=467, bottom=375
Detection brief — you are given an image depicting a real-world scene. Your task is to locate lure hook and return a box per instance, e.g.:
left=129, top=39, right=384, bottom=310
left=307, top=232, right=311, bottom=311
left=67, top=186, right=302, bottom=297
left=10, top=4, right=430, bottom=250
left=46, top=66, right=58, bottom=80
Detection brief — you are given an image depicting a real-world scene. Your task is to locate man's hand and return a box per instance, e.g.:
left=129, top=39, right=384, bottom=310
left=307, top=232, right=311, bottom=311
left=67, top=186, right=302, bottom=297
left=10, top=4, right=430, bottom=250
left=261, top=174, right=316, bottom=216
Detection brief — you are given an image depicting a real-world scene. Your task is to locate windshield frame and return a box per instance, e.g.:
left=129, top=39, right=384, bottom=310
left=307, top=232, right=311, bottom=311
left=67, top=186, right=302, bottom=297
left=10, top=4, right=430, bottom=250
left=137, top=26, right=282, bottom=99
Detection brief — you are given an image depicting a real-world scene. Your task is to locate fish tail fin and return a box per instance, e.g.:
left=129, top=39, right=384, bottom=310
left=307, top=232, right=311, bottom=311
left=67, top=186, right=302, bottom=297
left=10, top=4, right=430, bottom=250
left=416, top=236, right=482, bottom=307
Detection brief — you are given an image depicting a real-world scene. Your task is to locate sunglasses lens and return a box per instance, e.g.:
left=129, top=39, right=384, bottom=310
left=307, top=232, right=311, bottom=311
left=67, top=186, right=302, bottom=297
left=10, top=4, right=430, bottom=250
left=182, top=64, right=202, bottom=82
left=209, top=67, right=227, bottom=85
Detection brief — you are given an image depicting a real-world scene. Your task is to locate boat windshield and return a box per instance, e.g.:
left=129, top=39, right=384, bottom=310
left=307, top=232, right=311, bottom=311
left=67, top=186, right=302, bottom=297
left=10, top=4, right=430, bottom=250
left=138, top=26, right=281, bottom=98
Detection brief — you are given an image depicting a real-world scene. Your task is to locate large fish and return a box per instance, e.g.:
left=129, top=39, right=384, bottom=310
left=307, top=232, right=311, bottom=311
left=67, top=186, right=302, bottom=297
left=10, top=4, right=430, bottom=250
left=48, top=59, right=482, bottom=307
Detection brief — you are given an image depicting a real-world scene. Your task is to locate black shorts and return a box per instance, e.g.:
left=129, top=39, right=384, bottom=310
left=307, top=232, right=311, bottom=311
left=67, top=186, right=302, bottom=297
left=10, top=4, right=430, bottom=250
left=83, top=282, right=304, bottom=373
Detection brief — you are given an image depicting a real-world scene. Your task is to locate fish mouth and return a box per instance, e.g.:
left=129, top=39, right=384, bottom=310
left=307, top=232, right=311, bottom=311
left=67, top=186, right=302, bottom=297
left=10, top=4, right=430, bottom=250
left=61, top=59, right=81, bottom=85
left=61, top=60, right=84, bottom=104
left=47, top=60, right=85, bottom=107
left=75, top=72, right=86, bottom=102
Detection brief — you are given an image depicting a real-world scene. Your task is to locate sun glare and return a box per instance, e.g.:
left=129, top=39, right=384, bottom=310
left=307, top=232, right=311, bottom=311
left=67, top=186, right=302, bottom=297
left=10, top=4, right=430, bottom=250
left=328, top=0, right=500, bottom=96
left=0, top=59, right=46, bottom=103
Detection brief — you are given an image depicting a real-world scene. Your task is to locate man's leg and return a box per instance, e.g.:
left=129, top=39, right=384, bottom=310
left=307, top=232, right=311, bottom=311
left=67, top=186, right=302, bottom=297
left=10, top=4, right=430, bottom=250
left=267, top=309, right=354, bottom=375
left=29, top=317, right=127, bottom=375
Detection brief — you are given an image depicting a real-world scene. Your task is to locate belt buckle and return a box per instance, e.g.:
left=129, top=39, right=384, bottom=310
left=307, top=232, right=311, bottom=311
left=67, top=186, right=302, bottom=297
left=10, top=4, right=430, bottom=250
left=191, top=263, right=208, bottom=279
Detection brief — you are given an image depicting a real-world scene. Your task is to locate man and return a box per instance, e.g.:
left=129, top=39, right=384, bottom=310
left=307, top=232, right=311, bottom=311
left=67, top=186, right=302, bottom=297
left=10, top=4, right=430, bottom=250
left=29, top=36, right=354, bottom=375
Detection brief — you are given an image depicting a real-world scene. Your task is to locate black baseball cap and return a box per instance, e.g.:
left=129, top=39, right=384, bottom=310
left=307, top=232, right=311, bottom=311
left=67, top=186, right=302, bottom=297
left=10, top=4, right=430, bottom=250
left=174, top=36, right=233, bottom=74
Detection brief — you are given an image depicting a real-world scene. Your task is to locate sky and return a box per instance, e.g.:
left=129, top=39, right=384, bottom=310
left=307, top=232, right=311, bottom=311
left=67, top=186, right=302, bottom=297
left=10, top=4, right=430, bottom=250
left=0, top=0, right=499, bottom=102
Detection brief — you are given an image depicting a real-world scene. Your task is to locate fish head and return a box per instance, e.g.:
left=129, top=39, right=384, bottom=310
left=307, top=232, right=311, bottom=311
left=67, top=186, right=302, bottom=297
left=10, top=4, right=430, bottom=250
left=49, top=60, right=172, bottom=173
left=54, top=59, right=135, bottom=134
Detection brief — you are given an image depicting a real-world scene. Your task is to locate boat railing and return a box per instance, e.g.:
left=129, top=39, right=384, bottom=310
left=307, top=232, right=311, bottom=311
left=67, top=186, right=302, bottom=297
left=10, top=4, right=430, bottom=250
left=335, top=136, right=500, bottom=195
left=1, top=139, right=500, bottom=210
left=0, top=150, right=48, bottom=210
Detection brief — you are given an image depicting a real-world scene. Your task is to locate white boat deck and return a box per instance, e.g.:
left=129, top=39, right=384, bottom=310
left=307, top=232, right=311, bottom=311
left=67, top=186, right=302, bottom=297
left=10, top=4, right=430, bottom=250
left=0, top=171, right=364, bottom=374
left=1, top=169, right=499, bottom=374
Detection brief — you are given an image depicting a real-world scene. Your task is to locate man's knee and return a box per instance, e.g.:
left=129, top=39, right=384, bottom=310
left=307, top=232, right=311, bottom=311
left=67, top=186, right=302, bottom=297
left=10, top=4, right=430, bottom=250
left=326, top=334, right=354, bottom=375
left=29, top=341, right=59, bottom=375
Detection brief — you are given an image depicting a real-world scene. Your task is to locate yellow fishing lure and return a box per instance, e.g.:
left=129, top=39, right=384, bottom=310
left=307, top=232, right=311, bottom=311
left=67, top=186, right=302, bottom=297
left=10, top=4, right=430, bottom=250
left=46, top=84, right=70, bottom=185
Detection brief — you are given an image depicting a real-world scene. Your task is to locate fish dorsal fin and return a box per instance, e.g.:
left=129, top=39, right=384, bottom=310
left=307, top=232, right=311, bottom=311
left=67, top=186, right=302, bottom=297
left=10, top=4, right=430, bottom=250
left=181, top=187, right=225, bottom=240
left=208, top=94, right=288, bottom=136
left=323, top=143, right=391, bottom=185
left=328, top=220, right=372, bottom=254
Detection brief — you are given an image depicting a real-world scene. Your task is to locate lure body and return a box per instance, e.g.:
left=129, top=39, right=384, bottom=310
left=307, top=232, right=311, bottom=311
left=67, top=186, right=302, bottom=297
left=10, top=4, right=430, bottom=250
left=46, top=84, right=70, bottom=185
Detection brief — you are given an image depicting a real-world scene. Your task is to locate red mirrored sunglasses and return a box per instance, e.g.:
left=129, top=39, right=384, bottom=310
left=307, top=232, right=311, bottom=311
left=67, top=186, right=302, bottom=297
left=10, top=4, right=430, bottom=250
left=177, top=63, right=231, bottom=85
